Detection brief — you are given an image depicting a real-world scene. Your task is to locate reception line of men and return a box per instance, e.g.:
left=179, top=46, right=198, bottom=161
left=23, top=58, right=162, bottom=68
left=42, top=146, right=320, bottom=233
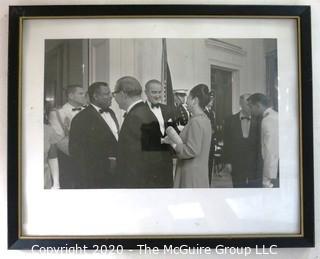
left=50, top=78, right=278, bottom=189
left=67, top=78, right=178, bottom=188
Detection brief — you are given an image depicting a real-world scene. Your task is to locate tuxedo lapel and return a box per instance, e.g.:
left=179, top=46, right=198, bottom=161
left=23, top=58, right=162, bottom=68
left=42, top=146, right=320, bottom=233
left=88, top=105, right=117, bottom=141
left=248, top=116, right=258, bottom=138
left=160, top=105, right=174, bottom=136
left=160, top=105, right=170, bottom=122
left=233, top=112, right=243, bottom=139
left=145, top=102, right=162, bottom=133
left=109, top=110, right=119, bottom=132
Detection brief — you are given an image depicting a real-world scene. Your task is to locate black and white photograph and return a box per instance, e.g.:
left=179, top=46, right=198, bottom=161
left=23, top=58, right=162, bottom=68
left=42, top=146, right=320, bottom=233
left=5, top=3, right=315, bottom=252
left=44, top=38, right=279, bottom=190
left=12, top=11, right=309, bottom=241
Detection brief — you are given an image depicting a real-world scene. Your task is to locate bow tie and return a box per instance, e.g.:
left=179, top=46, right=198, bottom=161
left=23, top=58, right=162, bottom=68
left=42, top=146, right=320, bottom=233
left=241, top=116, right=251, bottom=120
left=99, top=108, right=111, bottom=114
left=72, top=107, right=82, bottom=111
left=151, top=103, right=160, bottom=109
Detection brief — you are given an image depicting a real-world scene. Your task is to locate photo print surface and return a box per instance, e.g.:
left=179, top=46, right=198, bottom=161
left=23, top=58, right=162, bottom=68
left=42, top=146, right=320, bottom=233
left=43, top=38, right=279, bottom=190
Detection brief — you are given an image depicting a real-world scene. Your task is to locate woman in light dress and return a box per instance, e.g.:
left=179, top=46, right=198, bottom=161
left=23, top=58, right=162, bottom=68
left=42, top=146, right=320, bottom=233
left=164, top=84, right=212, bottom=188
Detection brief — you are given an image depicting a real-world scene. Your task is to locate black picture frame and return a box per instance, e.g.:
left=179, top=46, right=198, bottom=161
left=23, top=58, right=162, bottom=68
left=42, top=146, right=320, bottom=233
left=7, top=4, right=314, bottom=250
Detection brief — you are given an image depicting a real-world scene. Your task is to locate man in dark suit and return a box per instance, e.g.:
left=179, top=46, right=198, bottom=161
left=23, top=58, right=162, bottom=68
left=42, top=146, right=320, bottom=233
left=223, top=93, right=261, bottom=188
left=69, top=82, right=119, bottom=189
left=144, top=79, right=177, bottom=187
left=113, top=76, right=172, bottom=188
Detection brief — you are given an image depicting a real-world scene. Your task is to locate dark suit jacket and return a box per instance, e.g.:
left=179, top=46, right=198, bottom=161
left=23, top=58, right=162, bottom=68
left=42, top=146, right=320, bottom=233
left=223, top=112, right=260, bottom=183
left=116, top=101, right=174, bottom=188
left=147, top=102, right=179, bottom=137
left=69, top=105, right=118, bottom=189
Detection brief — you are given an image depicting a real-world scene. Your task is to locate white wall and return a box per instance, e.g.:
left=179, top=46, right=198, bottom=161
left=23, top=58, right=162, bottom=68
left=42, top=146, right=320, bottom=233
left=1, top=1, right=319, bottom=259
left=109, top=38, right=269, bottom=114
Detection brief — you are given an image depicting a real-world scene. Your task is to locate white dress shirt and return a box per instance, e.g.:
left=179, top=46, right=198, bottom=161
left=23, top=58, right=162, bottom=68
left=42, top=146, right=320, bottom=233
left=147, top=101, right=165, bottom=136
left=239, top=111, right=251, bottom=138
left=91, top=103, right=118, bottom=141
left=261, top=107, right=279, bottom=179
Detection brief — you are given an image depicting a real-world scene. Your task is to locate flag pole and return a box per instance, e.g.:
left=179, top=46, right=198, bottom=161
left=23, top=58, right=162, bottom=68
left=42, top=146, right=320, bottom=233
left=161, top=38, right=175, bottom=118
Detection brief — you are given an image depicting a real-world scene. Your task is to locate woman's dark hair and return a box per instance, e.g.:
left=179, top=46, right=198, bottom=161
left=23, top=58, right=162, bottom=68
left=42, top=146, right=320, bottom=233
left=190, top=84, right=211, bottom=110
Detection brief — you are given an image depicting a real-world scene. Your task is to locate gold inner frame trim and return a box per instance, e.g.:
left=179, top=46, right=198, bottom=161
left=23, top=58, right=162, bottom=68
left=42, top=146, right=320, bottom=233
left=17, top=15, right=303, bottom=239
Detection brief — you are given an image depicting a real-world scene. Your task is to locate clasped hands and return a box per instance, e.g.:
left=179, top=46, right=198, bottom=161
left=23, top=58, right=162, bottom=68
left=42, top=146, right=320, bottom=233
left=161, top=126, right=183, bottom=147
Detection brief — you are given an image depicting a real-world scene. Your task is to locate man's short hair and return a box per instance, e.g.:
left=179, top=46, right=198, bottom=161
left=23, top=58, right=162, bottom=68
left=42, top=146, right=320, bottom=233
left=88, top=82, right=109, bottom=102
left=66, top=84, right=82, bottom=96
left=145, top=79, right=162, bottom=91
left=240, top=93, right=251, bottom=103
left=173, top=89, right=187, bottom=97
left=115, top=76, right=142, bottom=97
left=247, top=93, right=270, bottom=107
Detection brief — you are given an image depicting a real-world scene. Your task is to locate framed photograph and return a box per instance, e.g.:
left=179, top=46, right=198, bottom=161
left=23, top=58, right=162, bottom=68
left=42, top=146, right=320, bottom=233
left=8, top=4, right=314, bottom=250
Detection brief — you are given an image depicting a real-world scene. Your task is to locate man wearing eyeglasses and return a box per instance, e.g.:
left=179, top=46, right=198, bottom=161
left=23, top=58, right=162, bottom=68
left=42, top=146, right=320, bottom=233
left=69, top=82, right=119, bottom=189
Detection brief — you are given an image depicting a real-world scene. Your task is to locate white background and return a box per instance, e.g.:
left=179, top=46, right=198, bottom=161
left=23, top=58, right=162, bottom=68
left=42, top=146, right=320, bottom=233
left=0, top=0, right=319, bottom=258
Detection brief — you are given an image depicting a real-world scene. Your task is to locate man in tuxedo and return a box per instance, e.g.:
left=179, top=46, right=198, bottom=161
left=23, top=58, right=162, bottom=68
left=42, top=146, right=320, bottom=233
left=114, top=76, right=172, bottom=188
left=223, top=94, right=261, bottom=188
left=144, top=79, right=177, bottom=187
left=247, top=93, right=279, bottom=188
left=49, top=85, right=87, bottom=188
left=69, top=82, right=119, bottom=189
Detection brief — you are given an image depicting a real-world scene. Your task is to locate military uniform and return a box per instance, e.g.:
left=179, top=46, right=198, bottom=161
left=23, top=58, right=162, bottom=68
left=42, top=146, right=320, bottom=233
left=49, top=102, right=86, bottom=188
left=174, top=103, right=189, bottom=130
left=261, top=107, right=279, bottom=188
left=49, top=103, right=85, bottom=143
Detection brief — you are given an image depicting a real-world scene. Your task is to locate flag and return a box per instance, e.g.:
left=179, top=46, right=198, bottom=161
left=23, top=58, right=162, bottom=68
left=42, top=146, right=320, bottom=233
left=161, top=38, right=175, bottom=118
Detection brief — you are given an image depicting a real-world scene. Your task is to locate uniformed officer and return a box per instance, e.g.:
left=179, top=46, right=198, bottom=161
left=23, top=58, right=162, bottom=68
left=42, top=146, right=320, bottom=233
left=49, top=85, right=87, bottom=145
left=173, top=89, right=189, bottom=131
left=49, top=84, right=87, bottom=188
left=247, top=93, right=279, bottom=188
